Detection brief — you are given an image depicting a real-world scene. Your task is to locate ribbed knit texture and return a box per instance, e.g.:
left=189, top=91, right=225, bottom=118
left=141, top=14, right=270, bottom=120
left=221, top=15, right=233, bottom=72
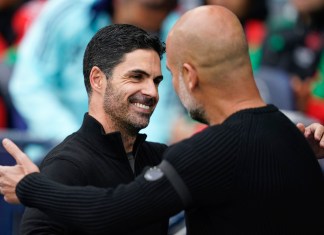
left=17, top=105, right=324, bottom=234
left=20, top=114, right=169, bottom=234
left=17, top=172, right=181, bottom=234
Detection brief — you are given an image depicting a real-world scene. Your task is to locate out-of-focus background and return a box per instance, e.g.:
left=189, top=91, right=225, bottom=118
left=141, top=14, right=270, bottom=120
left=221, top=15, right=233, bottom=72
left=1, top=0, right=324, bottom=234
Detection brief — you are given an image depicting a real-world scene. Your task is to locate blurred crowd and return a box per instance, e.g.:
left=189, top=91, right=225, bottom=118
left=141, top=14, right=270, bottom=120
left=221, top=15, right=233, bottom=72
left=1, top=0, right=324, bottom=233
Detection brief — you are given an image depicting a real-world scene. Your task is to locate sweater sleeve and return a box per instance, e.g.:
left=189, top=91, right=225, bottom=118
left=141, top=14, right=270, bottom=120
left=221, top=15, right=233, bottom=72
left=16, top=171, right=184, bottom=234
left=20, top=158, right=87, bottom=234
left=16, top=125, right=239, bottom=234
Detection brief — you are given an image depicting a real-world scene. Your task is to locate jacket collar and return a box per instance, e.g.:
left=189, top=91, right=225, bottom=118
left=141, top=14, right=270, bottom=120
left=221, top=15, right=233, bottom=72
left=78, top=113, right=147, bottom=159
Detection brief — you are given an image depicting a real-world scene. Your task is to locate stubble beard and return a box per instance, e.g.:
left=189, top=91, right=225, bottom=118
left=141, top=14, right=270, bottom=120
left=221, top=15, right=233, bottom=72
left=178, top=74, right=208, bottom=124
left=103, top=84, right=151, bottom=136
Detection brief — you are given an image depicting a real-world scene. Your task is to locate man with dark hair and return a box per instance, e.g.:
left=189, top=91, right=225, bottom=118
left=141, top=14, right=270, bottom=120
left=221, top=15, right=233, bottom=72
left=9, top=0, right=181, bottom=148
left=1, top=6, right=324, bottom=235
left=16, top=24, right=169, bottom=234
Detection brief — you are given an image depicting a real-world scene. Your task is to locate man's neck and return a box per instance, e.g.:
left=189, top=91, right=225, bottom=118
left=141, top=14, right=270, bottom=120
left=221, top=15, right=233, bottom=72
left=89, top=112, right=137, bottom=153
left=119, top=131, right=137, bottom=153
left=200, top=79, right=266, bottom=125
left=206, top=97, right=266, bottom=126
left=104, top=121, right=138, bottom=153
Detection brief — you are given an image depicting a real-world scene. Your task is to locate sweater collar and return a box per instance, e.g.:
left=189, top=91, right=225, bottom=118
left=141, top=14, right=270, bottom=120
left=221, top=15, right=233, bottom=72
left=78, top=113, right=147, bottom=158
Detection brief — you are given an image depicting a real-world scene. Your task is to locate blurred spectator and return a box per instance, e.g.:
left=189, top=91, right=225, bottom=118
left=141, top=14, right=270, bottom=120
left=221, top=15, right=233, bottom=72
left=0, top=0, right=45, bottom=130
left=9, top=0, right=181, bottom=148
left=0, top=0, right=45, bottom=62
left=258, top=0, right=324, bottom=121
left=0, top=0, right=27, bottom=60
left=1, top=1, right=46, bottom=235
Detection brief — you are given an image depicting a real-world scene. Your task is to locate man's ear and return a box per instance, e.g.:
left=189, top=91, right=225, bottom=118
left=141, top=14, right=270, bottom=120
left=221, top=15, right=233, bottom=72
left=90, top=66, right=106, bottom=94
left=182, top=63, right=198, bottom=91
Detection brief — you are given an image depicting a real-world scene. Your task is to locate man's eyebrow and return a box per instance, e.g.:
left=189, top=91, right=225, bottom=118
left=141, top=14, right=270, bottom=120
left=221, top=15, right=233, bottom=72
left=127, top=69, right=163, bottom=79
left=127, top=69, right=149, bottom=76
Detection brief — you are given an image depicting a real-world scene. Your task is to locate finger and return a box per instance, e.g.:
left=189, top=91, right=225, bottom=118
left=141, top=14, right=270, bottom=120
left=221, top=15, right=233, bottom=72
left=4, top=194, right=20, bottom=204
left=2, top=184, right=16, bottom=194
left=306, top=123, right=324, bottom=141
left=296, top=123, right=305, bottom=134
left=2, top=138, right=32, bottom=166
left=314, top=125, right=324, bottom=142
left=0, top=165, right=5, bottom=176
left=320, top=136, right=324, bottom=148
left=304, top=123, right=320, bottom=139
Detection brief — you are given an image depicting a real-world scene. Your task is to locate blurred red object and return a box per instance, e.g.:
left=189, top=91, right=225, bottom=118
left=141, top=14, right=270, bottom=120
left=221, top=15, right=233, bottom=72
left=12, top=0, right=47, bottom=45
left=0, top=97, right=7, bottom=128
left=245, top=20, right=267, bottom=48
left=306, top=97, right=324, bottom=124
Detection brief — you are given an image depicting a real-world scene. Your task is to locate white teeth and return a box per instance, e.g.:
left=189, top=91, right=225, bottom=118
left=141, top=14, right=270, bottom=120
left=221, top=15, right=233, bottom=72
left=134, top=103, right=150, bottom=110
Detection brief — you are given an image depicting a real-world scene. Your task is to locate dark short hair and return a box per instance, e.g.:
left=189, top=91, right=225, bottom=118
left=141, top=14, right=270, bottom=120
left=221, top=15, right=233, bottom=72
left=83, top=24, right=165, bottom=95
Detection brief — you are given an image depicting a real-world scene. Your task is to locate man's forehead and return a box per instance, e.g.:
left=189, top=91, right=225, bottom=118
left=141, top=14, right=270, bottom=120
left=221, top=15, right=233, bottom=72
left=119, top=50, right=162, bottom=73
left=123, top=49, right=160, bottom=60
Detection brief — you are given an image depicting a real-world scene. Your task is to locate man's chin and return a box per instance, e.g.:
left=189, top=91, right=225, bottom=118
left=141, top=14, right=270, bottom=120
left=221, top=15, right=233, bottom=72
left=130, top=119, right=150, bottom=131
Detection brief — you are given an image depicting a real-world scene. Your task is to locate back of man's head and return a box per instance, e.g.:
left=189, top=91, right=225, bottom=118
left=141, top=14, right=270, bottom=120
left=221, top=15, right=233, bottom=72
left=166, top=6, right=264, bottom=124
left=168, top=5, right=253, bottom=88
left=83, top=24, right=165, bottom=96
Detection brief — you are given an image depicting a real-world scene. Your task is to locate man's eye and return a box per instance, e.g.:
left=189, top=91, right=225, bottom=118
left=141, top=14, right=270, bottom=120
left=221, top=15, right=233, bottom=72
left=132, top=74, right=143, bottom=80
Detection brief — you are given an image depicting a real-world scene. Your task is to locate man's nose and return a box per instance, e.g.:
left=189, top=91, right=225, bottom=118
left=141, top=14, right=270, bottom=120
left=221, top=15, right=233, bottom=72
left=142, top=79, right=158, bottom=98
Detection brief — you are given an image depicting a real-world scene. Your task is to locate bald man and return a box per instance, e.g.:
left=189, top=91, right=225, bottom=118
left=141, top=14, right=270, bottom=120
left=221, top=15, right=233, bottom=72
left=1, top=6, right=324, bottom=234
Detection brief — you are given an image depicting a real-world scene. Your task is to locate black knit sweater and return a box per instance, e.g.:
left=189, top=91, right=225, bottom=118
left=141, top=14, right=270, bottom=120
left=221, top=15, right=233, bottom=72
left=20, top=113, right=168, bottom=235
left=17, top=105, right=324, bottom=234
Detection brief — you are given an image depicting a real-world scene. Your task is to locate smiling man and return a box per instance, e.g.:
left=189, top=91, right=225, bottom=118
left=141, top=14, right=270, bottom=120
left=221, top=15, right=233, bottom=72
left=17, top=24, right=169, bottom=235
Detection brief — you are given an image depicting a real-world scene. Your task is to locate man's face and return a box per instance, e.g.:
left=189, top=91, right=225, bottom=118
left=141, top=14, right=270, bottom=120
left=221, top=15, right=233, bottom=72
left=176, top=71, right=207, bottom=124
left=166, top=43, right=207, bottom=124
left=103, top=49, right=162, bottom=133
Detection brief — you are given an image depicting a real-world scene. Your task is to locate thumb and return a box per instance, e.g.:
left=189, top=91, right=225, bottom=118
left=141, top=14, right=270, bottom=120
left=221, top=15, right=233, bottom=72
left=2, top=138, right=33, bottom=166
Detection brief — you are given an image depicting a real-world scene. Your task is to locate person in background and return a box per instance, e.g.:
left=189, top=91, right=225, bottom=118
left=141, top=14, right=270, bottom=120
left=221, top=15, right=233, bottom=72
left=0, top=1, right=45, bottom=233
left=259, top=0, right=324, bottom=120
left=0, top=0, right=45, bottom=129
left=0, top=0, right=45, bottom=61
left=1, top=6, right=324, bottom=234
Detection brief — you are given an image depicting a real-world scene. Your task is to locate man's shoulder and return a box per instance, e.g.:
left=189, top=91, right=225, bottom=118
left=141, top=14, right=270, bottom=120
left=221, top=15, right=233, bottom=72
left=40, top=132, right=92, bottom=167
left=137, top=141, right=168, bottom=164
left=142, top=141, right=168, bottom=153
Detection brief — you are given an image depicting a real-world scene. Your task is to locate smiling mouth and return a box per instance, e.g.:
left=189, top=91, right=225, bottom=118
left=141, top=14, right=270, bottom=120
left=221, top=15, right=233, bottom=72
left=134, top=103, right=150, bottom=110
